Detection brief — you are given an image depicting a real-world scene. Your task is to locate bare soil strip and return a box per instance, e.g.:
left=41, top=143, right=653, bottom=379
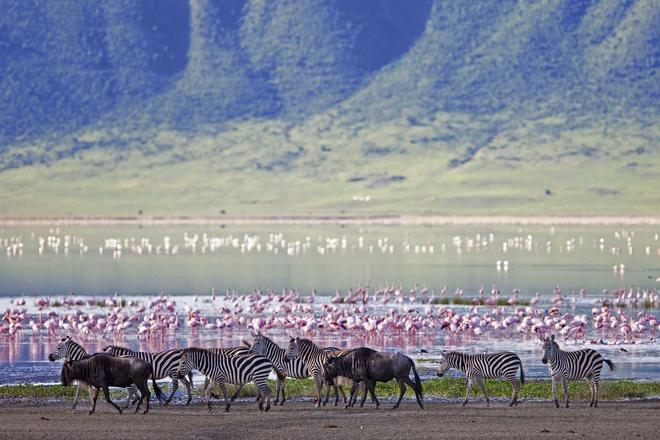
left=0, top=400, right=657, bottom=440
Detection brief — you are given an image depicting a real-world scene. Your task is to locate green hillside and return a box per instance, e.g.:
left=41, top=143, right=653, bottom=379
left=0, top=0, right=658, bottom=217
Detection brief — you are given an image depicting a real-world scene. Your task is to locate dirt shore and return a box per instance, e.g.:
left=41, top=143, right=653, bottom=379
left=0, top=400, right=657, bottom=440
left=1, top=214, right=659, bottom=226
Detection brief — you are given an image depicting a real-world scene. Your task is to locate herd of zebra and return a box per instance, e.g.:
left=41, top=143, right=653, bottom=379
left=48, top=332, right=615, bottom=414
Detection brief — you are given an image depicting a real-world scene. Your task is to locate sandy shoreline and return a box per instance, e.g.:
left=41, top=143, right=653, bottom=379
left=0, top=399, right=657, bottom=439
left=1, top=214, right=659, bottom=226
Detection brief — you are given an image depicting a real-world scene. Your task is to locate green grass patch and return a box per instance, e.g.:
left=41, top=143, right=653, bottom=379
left=431, top=297, right=529, bottom=307
left=3, top=379, right=659, bottom=401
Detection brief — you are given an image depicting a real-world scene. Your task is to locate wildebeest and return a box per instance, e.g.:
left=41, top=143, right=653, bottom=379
left=323, top=347, right=424, bottom=409
left=60, top=353, right=156, bottom=415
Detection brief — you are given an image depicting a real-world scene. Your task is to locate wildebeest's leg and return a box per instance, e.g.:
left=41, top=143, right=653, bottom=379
left=561, top=377, right=569, bottom=408
left=280, top=378, right=286, bottom=405
left=359, top=381, right=369, bottom=408
left=102, top=386, right=123, bottom=414
left=89, top=387, right=100, bottom=415
left=134, top=379, right=151, bottom=414
left=463, top=378, right=474, bottom=407
left=392, top=378, right=406, bottom=409
left=367, top=381, right=379, bottom=409
left=475, top=376, right=489, bottom=407
left=551, top=377, right=559, bottom=408
left=274, top=377, right=282, bottom=405
left=403, top=376, right=424, bottom=409
left=164, top=373, right=179, bottom=405
left=345, top=381, right=358, bottom=408
left=313, top=374, right=323, bottom=408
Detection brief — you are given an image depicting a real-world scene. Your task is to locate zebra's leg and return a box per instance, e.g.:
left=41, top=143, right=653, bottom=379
left=218, top=381, right=231, bottom=412
left=280, top=378, right=286, bottom=405
left=71, top=383, right=82, bottom=410
left=509, top=379, right=520, bottom=407
left=102, top=386, right=123, bottom=415
left=274, top=377, right=282, bottom=405
left=586, top=378, right=595, bottom=407
left=123, top=386, right=133, bottom=409
left=463, top=378, right=474, bottom=407
left=88, top=387, right=100, bottom=415
left=593, top=379, right=600, bottom=408
left=337, top=384, right=347, bottom=406
left=205, top=377, right=220, bottom=400
left=551, top=377, right=559, bottom=408
left=392, top=378, right=406, bottom=409
left=561, top=377, right=569, bottom=408
left=475, top=376, right=489, bottom=407
left=179, top=375, right=193, bottom=405
left=322, top=380, right=332, bottom=407
left=313, top=375, right=323, bottom=408
left=203, top=379, right=215, bottom=412
left=230, top=384, right=244, bottom=402
left=164, top=374, right=179, bottom=405
left=257, top=382, right=271, bottom=412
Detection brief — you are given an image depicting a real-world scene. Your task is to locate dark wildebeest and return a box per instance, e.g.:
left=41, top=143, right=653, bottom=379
left=323, top=347, right=424, bottom=410
left=60, top=353, right=156, bottom=415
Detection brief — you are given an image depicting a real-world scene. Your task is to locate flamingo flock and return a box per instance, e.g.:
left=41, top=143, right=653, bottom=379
left=3, top=227, right=659, bottom=260
left=2, top=286, right=657, bottom=345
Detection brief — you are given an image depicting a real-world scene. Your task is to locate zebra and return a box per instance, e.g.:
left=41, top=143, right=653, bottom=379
left=177, top=347, right=272, bottom=412
left=540, top=334, right=615, bottom=408
left=193, top=346, right=254, bottom=401
left=48, top=336, right=138, bottom=409
left=436, top=350, right=525, bottom=407
left=247, top=330, right=313, bottom=406
left=103, top=345, right=189, bottom=405
left=284, top=336, right=348, bottom=408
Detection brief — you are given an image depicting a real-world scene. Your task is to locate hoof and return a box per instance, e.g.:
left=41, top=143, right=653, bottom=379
left=87, top=411, right=93, bottom=416
left=391, top=405, right=399, bottom=410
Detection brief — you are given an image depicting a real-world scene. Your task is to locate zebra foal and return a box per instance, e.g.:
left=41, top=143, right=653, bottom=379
left=540, top=335, right=614, bottom=408
left=177, top=347, right=272, bottom=412
left=436, top=351, right=525, bottom=406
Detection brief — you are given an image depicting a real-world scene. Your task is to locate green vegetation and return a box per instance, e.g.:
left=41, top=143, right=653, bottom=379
left=3, top=379, right=658, bottom=402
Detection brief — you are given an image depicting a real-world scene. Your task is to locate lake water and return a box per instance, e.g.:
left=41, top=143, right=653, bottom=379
left=0, top=224, right=659, bottom=385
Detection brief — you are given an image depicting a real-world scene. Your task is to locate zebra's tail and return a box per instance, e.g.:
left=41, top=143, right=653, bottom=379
left=409, top=358, right=423, bottom=398
left=519, top=359, right=525, bottom=386
left=188, top=371, right=194, bottom=388
left=604, top=359, right=615, bottom=372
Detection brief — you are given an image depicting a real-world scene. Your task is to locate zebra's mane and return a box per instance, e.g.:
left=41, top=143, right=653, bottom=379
left=104, top=345, right=135, bottom=353
left=297, top=338, right=321, bottom=351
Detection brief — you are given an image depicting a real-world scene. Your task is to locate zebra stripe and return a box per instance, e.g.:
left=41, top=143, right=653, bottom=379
left=103, top=345, right=191, bottom=405
left=48, top=336, right=138, bottom=409
left=178, top=347, right=272, bottom=412
left=437, top=351, right=524, bottom=407
left=541, top=335, right=614, bottom=408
